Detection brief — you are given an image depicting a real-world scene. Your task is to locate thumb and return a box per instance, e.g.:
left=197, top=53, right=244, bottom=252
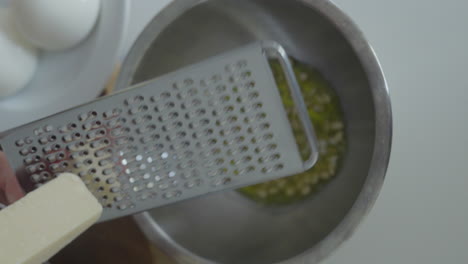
left=0, top=152, right=25, bottom=204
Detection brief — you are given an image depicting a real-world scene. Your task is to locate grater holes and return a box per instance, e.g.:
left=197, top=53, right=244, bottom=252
left=254, top=147, right=264, bottom=154
left=211, top=176, right=232, bottom=186
left=30, top=146, right=37, bottom=153
left=42, top=146, right=52, bottom=154
left=57, top=152, right=66, bottom=160
left=203, top=128, right=214, bottom=136
left=103, top=110, right=116, bottom=119
left=211, top=148, right=221, bottom=156
left=203, top=88, right=215, bottom=97
left=224, top=105, right=235, bottom=113
left=78, top=112, right=95, bottom=122
left=267, top=143, right=278, bottom=151
left=237, top=60, right=247, bottom=68
left=231, top=126, right=241, bottom=134
left=239, top=145, right=249, bottom=153
left=150, top=95, right=159, bottom=103
left=110, top=127, right=130, bottom=137
left=242, top=155, right=253, bottom=163
left=69, top=123, right=78, bottom=130
left=24, top=157, right=33, bottom=165
left=225, top=64, right=236, bottom=73
left=196, top=108, right=207, bottom=116
left=124, top=95, right=144, bottom=106
left=51, top=144, right=61, bottom=151
left=184, top=78, right=194, bottom=87
left=40, top=172, right=50, bottom=180
left=235, top=136, right=246, bottom=143
left=227, top=115, right=238, bottom=124
left=268, top=153, right=281, bottom=162
left=159, top=92, right=174, bottom=102
left=241, top=70, right=252, bottom=79
left=229, top=159, right=240, bottom=166
left=220, top=95, right=230, bottom=103
left=253, top=102, right=264, bottom=111
left=185, top=179, right=202, bottom=189
left=255, top=113, right=267, bottom=122
left=249, top=91, right=259, bottom=100
left=211, top=74, right=222, bottom=83
left=19, top=148, right=28, bottom=156
left=207, top=138, right=218, bottom=146
left=31, top=174, right=41, bottom=182
left=254, top=122, right=272, bottom=134
left=163, top=190, right=182, bottom=199
left=244, top=81, right=256, bottom=90
left=187, top=88, right=198, bottom=97
left=171, top=121, right=183, bottom=130
left=161, top=92, right=171, bottom=100
left=129, top=105, right=149, bottom=115
left=246, top=165, right=256, bottom=173
left=25, top=137, right=33, bottom=144
left=192, top=98, right=202, bottom=107
left=197, top=119, right=209, bottom=128
left=166, top=101, right=175, bottom=109
left=33, top=128, right=43, bottom=136
left=215, top=85, right=227, bottom=94
left=61, top=161, right=69, bottom=169
left=219, top=129, right=226, bottom=137
left=69, top=132, right=82, bottom=141
left=15, top=139, right=25, bottom=147
left=9, top=57, right=299, bottom=212
left=94, top=120, right=103, bottom=127
left=175, top=93, right=184, bottom=101
left=113, top=108, right=122, bottom=116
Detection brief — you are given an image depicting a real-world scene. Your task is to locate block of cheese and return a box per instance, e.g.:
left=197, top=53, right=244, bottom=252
left=0, top=173, right=102, bottom=264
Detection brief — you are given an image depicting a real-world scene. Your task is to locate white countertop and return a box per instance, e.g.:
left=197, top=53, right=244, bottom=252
left=326, top=1, right=468, bottom=263
left=126, top=1, right=468, bottom=263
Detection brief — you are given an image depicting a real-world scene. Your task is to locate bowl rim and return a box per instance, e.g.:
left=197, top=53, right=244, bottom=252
left=117, top=0, right=392, bottom=263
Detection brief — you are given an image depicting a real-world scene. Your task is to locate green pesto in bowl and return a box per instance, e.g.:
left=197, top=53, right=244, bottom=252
left=238, top=59, right=346, bottom=205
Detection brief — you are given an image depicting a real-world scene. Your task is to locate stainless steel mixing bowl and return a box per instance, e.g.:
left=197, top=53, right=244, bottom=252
left=115, top=0, right=392, bottom=263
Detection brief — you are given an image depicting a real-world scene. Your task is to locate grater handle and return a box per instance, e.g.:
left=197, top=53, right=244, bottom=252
left=261, top=41, right=319, bottom=170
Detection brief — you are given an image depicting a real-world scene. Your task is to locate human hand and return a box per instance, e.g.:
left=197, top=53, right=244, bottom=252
left=0, top=152, right=25, bottom=205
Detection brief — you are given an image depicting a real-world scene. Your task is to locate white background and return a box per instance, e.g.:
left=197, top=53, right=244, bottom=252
left=125, top=1, right=468, bottom=263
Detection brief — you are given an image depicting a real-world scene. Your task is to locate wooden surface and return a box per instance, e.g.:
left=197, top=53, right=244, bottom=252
left=51, top=217, right=174, bottom=264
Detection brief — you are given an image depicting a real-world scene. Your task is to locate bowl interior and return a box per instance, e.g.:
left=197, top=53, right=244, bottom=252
left=119, top=0, right=377, bottom=263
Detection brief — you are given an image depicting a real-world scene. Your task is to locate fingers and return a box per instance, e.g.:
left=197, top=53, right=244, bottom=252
left=0, top=152, right=13, bottom=189
left=0, top=191, right=7, bottom=205
left=0, top=152, right=25, bottom=204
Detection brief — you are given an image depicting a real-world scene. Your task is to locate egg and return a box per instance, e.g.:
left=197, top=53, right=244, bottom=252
left=12, top=0, right=101, bottom=51
left=0, top=8, right=38, bottom=98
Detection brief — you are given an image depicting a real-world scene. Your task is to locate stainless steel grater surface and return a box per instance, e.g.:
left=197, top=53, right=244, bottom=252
left=0, top=41, right=318, bottom=222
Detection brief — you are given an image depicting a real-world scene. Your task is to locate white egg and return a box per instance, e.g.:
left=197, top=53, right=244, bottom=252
left=0, top=8, right=38, bottom=98
left=12, top=0, right=101, bottom=51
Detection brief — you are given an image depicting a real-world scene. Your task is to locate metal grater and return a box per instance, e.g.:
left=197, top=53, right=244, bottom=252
left=0, top=41, right=318, bottom=222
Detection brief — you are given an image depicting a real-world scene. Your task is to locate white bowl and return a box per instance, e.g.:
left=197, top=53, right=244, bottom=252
left=0, top=0, right=128, bottom=131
